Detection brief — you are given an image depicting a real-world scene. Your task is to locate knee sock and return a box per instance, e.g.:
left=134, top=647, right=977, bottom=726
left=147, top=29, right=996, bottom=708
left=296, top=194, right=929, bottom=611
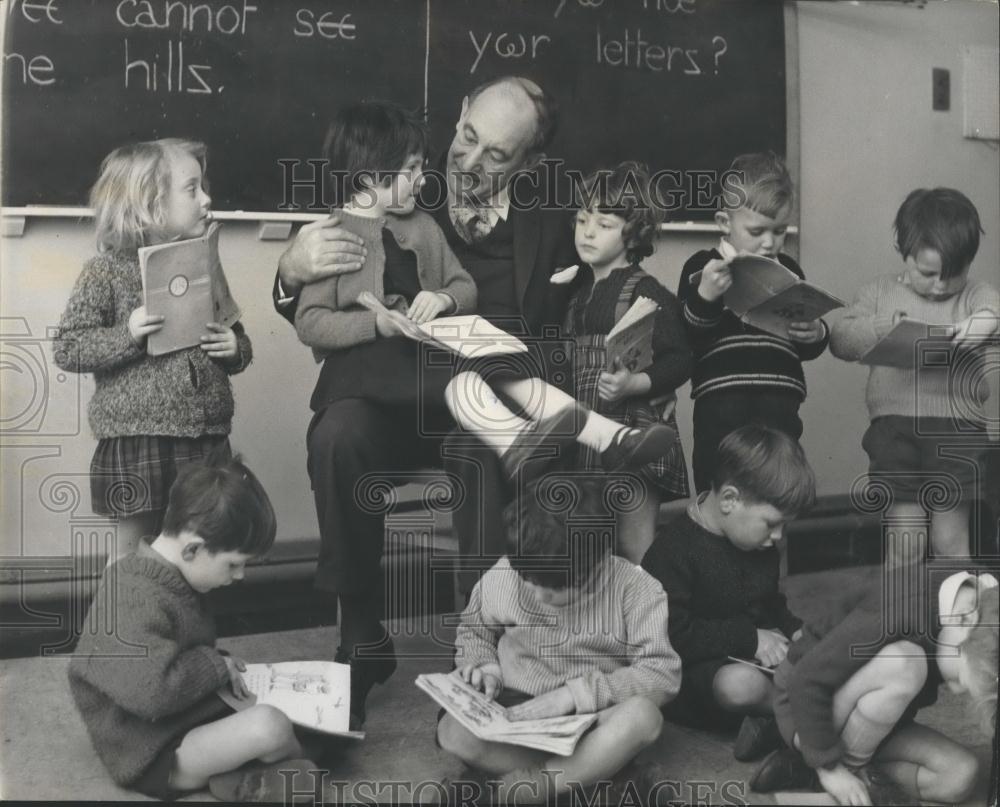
left=840, top=706, right=898, bottom=769
left=577, top=412, right=628, bottom=453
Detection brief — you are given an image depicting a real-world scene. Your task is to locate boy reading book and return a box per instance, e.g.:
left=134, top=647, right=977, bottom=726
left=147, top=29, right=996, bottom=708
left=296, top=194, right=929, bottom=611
left=69, top=455, right=318, bottom=802
left=677, top=151, right=828, bottom=493
left=436, top=478, right=681, bottom=801
left=830, top=187, right=999, bottom=563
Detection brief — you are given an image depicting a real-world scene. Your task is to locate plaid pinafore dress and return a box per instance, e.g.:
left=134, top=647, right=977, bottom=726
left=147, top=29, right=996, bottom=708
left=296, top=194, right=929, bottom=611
left=565, top=266, right=689, bottom=500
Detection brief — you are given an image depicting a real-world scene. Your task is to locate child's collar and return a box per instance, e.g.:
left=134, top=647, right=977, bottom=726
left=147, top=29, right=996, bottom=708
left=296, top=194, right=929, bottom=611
left=939, top=571, right=998, bottom=625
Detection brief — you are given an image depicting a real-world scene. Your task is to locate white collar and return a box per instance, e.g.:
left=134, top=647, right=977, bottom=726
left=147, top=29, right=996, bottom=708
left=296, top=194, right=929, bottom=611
left=939, top=571, right=999, bottom=625
left=478, top=184, right=511, bottom=227
left=718, top=237, right=738, bottom=260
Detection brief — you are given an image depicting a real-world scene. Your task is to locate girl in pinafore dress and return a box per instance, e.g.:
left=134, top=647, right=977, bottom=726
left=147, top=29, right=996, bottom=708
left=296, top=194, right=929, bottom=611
left=562, top=162, right=693, bottom=561
left=53, top=139, right=252, bottom=564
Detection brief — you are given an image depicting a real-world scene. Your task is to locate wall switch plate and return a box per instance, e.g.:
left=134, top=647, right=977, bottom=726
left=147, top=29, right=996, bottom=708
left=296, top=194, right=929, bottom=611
left=932, top=67, right=950, bottom=111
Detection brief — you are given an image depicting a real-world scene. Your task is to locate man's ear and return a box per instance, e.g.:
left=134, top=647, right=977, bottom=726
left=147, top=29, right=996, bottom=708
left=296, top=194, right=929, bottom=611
left=714, top=210, right=731, bottom=234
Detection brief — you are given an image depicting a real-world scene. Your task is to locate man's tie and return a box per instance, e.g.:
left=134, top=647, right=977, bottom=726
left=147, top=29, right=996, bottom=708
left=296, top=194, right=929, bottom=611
left=449, top=202, right=494, bottom=244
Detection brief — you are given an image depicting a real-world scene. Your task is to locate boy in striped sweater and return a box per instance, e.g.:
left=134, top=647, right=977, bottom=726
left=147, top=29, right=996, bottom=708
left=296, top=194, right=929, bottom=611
left=678, top=152, right=829, bottom=492
left=830, top=188, right=999, bottom=563
left=437, top=479, right=681, bottom=801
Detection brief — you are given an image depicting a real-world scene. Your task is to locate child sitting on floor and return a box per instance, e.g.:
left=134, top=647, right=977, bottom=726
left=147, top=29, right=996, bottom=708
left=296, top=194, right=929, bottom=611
left=750, top=564, right=997, bottom=806
left=642, top=426, right=816, bottom=762
left=69, top=455, right=318, bottom=803
left=437, top=478, right=681, bottom=802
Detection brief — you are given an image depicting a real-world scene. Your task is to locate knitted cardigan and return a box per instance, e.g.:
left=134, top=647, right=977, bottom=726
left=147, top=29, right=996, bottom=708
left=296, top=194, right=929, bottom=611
left=829, top=274, right=1000, bottom=421
left=295, top=208, right=478, bottom=359
left=677, top=248, right=829, bottom=401
left=456, top=555, right=681, bottom=713
left=641, top=507, right=802, bottom=664
left=52, top=251, right=252, bottom=439
left=68, top=543, right=231, bottom=786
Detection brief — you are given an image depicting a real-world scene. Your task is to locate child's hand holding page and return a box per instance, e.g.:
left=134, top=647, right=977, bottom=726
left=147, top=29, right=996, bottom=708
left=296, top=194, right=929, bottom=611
left=407, top=290, right=454, bottom=324
left=697, top=257, right=734, bottom=302
left=200, top=322, right=238, bottom=359
left=786, top=318, right=826, bottom=344
left=223, top=655, right=251, bottom=700
left=455, top=664, right=503, bottom=701
left=506, top=687, right=575, bottom=721
left=127, top=305, right=164, bottom=345
left=598, top=359, right=650, bottom=403
left=755, top=629, right=789, bottom=668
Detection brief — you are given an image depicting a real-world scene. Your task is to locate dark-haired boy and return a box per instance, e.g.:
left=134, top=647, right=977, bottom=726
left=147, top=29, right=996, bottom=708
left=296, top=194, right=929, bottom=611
left=642, top=425, right=816, bottom=762
left=831, top=187, right=999, bottom=563
left=437, top=480, right=681, bottom=799
left=678, top=152, right=829, bottom=492
left=69, top=457, right=317, bottom=803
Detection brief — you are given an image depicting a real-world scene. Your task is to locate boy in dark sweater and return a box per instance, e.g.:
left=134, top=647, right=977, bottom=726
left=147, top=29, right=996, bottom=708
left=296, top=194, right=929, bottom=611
left=69, top=456, right=317, bottom=802
left=642, top=426, right=815, bottom=761
left=677, top=152, right=829, bottom=492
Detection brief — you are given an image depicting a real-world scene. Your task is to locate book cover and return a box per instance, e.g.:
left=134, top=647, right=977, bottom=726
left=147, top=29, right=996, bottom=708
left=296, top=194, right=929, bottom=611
left=218, top=660, right=365, bottom=740
left=139, top=222, right=241, bottom=356
left=415, top=673, right=597, bottom=756
left=358, top=291, right=528, bottom=358
left=718, top=254, right=844, bottom=339
left=605, top=296, right=658, bottom=372
left=860, top=318, right=956, bottom=368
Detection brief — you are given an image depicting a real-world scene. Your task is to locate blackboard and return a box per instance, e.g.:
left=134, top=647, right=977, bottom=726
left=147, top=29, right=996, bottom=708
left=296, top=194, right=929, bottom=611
left=2, top=0, right=786, bottom=219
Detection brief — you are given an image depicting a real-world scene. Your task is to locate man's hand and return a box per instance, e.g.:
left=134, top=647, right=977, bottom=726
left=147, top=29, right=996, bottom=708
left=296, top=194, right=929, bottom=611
left=755, top=628, right=790, bottom=668
left=223, top=655, right=251, bottom=700
left=697, top=257, right=733, bottom=302
left=128, top=306, right=164, bottom=344
left=506, top=687, right=575, bottom=721
left=407, top=291, right=453, bottom=324
left=200, top=322, right=238, bottom=360
left=277, top=214, right=367, bottom=296
left=454, top=664, right=503, bottom=701
left=787, top=319, right=826, bottom=344
left=817, top=763, right=872, bottom=806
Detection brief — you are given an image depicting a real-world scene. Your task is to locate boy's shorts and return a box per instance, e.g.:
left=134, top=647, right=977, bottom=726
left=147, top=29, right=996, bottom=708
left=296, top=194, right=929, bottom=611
left=131, top=703, right=236, bottom=801
left=662, top=658, right=744, bottom=732
left=862, top=416, right=988, bottom=504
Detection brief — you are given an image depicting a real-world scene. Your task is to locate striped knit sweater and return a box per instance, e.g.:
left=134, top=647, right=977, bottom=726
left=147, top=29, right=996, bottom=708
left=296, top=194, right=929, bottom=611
left=52, top=251, right=252, bottom=439
left=455, top=555, right=681, bottom=713
left=830, top=273, right=1000, bottom=421
left=68, top=543, right=231, bottom=786
left=677, top=246, right=829, bottom=401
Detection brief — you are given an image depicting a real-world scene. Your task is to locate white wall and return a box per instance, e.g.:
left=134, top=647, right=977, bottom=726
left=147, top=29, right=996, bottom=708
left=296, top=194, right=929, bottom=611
left=2, top=0, right=998, bottom=557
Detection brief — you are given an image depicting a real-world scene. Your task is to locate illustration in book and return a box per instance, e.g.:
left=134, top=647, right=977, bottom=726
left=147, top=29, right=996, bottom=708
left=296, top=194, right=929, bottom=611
left=218, top=660, right=365, bottom=739
left=139, top=221, right=240, bottom=356
left=605, top=296, right=658, bottom=372
left=415, top=672, right=597, bottom=756
left=358, top=291, right=528, bottom=358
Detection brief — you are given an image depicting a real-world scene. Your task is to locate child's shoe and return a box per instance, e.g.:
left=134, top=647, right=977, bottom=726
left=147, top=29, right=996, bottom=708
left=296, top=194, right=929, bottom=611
left=749, top=747, right=819, bottom=793
left=853, top=764, right=913, bottom=806
left=208, top=758, right=319, bottom=803
left=335, top=635, right=397, bottom=729
left=733, top=715, right=784, bottom=761
left=600, top=423, right=677, bottom=472
left=500, top=403, right=585, bottom=482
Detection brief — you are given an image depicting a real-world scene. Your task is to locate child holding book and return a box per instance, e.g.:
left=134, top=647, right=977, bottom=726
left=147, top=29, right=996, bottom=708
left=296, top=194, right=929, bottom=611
left=830, top=188, right=999, bottom=563
left=677, top=152, right=828, bottom=493
left=443, top=163, right=689, bottom=562
left=53, top=139, right=252, bottom=564
left=69, top=455, right=318, bottom=803
left=642, top=425, right=815, bottom=762
left=437, top=479, right=682, bottom=801
left=750, top=564, right=997, bottom=806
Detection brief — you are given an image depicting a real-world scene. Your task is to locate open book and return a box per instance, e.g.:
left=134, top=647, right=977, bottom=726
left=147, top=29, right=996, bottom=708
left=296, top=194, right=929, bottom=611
left=139, top=222, right=240, bottom=356
left=861, top=318, right=956, bottom=368
left=218, top=661, right=365, bottom=740
left=358, top=291, right=527, bottom=358
left=416, top=672, right=597, bottom=756
left=694, top=254, right=843, bottom=339
left=606, top=296, right=658, bottom=372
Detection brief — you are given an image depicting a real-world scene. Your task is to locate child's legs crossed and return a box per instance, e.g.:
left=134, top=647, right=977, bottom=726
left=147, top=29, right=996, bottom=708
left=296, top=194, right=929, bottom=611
left=873, top=721, right=980, bottom=803
left=712, top=664, right=775, bottom=715
left=169, top=705, right=304, bottom=791
left=437, top=713, right=548, bottom=774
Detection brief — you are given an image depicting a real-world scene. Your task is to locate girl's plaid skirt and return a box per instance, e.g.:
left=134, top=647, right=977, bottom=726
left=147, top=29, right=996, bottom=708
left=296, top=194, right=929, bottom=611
left=90, top=434, right=231, bottom=518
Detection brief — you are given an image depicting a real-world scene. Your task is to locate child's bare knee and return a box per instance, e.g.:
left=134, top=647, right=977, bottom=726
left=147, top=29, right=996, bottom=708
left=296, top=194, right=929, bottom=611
left=444, top=373, right=476, bottom=410
left=438, top=715, right=479, bottom=760
left=619, top=697, right=663, bottom=744
left=875, top=642, right=927, bottom=693
left=714, top=666, right=770, bottom=710
left=941, top=751, right=979, bottom=802
left=246, top=704, right=295, bottom=748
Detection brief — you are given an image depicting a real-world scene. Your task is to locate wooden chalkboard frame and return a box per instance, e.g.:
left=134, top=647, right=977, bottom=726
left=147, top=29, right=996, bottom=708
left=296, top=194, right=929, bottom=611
left=0, top=1, right=801, bottom=234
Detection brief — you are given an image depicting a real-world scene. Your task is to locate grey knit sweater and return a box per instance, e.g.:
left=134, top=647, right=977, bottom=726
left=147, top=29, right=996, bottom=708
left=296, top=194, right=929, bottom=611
left=456, top=555, right=681, bottom=713
left=68, top=543, right=231, bottom=786
left=53, top=250, right=252, bottom=439
left=295, top=208, right=477, bottom=358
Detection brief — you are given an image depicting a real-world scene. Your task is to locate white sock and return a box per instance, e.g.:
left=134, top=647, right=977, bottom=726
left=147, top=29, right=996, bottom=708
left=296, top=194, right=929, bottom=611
left=577, top=412, right=631, bottom=453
